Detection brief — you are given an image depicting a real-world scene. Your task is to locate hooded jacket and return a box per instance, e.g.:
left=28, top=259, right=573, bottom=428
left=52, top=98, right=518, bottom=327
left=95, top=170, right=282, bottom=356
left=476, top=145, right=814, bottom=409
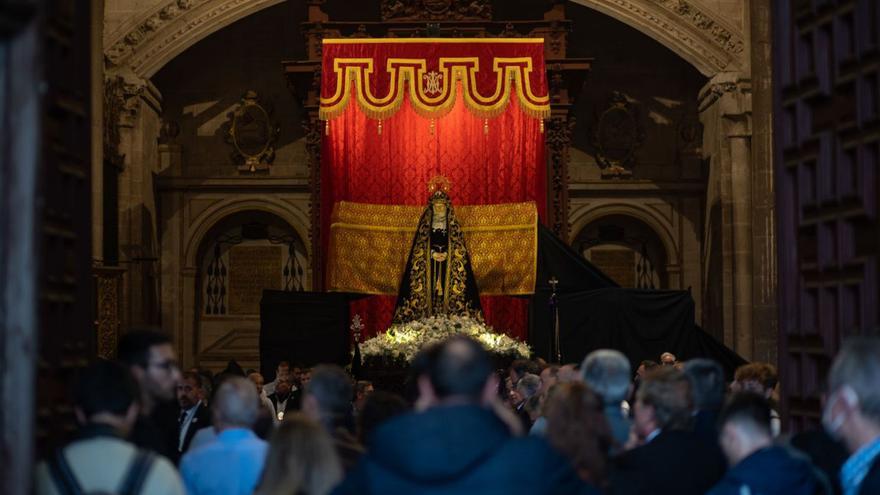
left=332, top=404, right=599, bottom=495
left=706, top=445, right=829, bottom=495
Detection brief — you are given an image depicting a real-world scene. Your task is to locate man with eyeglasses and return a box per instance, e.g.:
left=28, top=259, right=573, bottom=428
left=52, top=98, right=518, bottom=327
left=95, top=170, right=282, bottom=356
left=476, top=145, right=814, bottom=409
left=118, top=327, right=182, bottom=461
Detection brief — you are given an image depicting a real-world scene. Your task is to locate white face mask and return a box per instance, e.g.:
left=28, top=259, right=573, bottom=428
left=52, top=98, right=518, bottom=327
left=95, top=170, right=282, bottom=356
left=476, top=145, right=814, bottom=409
left=822, top=387, right=857, bottom=438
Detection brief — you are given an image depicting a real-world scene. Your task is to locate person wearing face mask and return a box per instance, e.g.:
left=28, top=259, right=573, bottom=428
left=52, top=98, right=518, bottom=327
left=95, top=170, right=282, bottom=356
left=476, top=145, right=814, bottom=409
left=822, top=337, right=880, bottom=495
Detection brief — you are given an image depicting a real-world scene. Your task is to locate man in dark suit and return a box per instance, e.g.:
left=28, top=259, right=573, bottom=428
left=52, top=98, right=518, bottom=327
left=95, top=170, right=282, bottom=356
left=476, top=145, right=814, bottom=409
left=609, top=367, right=726, bottom=495
left=267, top=375, right=300, bottom=421
left=824, top=337, right=880, bottom=495
left=118, top=328, right=182, bottom=461
left=176, top=371, right=210, bottom=458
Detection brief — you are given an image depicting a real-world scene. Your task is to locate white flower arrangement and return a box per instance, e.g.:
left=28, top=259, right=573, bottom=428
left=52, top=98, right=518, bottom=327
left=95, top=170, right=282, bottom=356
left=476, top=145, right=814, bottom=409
left=359, top=315, right=531, bottom=363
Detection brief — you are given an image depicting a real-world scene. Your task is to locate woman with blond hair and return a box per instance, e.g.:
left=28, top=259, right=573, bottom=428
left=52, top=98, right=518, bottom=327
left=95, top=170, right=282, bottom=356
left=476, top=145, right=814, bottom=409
left=254, top=413, right=343, bottom=495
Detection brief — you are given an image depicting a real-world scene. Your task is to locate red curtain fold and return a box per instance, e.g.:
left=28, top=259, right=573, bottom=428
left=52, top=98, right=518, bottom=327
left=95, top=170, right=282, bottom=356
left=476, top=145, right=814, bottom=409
left=320, top=41, right=548, bottom=341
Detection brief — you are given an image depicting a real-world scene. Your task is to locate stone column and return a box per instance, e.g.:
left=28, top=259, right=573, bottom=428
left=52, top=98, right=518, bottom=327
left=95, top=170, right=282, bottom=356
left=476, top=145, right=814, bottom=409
left=110, top=72, right=163, bottom=329
left=699, top=72, right=756, bottom=359
left=748, top=0, right=777, bottom=365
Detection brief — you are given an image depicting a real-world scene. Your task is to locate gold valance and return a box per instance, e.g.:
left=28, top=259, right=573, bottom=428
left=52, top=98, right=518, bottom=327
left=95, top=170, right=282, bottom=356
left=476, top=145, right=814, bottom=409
left=327, top=201, right=537, bottom=296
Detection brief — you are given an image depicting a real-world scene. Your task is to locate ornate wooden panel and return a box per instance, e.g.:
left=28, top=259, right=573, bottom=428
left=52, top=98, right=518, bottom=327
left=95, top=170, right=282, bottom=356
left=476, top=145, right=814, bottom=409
left=35, top=0, right=95, bottom=456
left=774, top=0, right=880, bottom=430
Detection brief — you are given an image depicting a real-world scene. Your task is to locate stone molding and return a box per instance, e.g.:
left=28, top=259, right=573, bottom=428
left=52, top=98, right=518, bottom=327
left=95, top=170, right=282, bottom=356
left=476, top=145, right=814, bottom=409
left=569, top=201, right=680, bottom=263
left=104, top=0, right=285, bottom=77
left=697, top=72, right=751, bottom=114
left=180, top=195, right=312, bottom=268
left=570, top=0, right=745, bottom=76
left=105, top=0, right=745, bottom=78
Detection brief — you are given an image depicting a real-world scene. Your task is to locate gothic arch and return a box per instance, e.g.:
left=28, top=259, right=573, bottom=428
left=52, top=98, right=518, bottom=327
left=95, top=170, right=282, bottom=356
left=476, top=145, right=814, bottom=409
left=183, top=197, right=310, bottom=269
left=104, top=0, right=745, bottom=79
left=570, top=202, right=680, bottom=264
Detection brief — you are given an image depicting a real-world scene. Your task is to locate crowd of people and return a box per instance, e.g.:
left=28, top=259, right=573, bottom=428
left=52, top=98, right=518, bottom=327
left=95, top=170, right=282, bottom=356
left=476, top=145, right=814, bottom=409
left=34, top=327, right=880, bottom=495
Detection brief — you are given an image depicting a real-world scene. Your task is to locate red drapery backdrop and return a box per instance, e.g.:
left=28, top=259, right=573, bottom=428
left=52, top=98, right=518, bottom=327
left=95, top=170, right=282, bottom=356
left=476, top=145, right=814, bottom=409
left=319, top=39, right=549, bottom=340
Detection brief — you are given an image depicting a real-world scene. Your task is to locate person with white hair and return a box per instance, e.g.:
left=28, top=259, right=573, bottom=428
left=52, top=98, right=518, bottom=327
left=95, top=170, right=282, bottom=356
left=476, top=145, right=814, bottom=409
left=581, top=349, right=633, bottom=447
left=180, top=376, right=268, bottom=495
left=823, top=336, right=880, bottom=495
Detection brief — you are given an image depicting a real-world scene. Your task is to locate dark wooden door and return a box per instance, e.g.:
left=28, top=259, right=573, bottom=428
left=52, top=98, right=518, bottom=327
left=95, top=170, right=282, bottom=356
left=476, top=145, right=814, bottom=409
left=0, top=0, right=93, bottom=492
left=774, top=0, right=880, bottom=430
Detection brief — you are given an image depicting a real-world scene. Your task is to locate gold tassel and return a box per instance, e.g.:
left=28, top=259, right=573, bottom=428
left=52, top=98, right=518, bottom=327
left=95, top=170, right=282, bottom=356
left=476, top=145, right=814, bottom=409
left=430, top=118, right=435, bottom=136
left=378, top=119, right=383, bottom=135
left=324, top=120, right=329, bottom=136
left=483, top=118, right=488, bottom=135
left=540, top=119, right=544, bottom=134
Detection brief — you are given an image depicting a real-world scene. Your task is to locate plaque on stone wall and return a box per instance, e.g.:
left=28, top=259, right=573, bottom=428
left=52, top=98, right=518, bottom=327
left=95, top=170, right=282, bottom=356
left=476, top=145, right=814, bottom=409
left=228, top=245, right=283, bottom=314
left=589, top=249, right=635, bottom=288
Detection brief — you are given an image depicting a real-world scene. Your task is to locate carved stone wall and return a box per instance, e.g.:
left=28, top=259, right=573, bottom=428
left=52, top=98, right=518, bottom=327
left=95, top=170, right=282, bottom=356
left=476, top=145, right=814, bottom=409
left=567, top=4, right=706, bottom=321
left=151, top=2, right=308, bottom=179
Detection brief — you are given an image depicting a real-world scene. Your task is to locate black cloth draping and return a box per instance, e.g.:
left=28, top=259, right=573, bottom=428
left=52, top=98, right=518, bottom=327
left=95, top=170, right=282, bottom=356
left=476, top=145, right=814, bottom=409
left=529, top=225, right=746, bottom=377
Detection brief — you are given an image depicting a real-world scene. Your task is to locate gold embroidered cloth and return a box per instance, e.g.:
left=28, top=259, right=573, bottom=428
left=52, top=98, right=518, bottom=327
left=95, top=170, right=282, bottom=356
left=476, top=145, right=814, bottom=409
left=328, top=201, right=537, bottom=296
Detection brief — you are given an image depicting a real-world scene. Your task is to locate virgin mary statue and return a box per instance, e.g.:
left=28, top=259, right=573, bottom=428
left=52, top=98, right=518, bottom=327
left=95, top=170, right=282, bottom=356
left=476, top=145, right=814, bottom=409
left=392, top=184, right=482, bottom=324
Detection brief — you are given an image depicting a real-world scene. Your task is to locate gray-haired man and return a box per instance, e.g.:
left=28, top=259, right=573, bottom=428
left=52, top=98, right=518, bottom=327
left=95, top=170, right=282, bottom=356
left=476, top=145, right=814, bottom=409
left=581, top=349, right=632, bottom=447
left=824, top=337, right=880, bottom=495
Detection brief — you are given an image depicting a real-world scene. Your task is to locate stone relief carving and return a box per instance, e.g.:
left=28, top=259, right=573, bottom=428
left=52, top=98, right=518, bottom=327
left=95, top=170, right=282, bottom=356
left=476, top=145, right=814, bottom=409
left=655, top=0, right=744, bottom=55
left=589, top=92, right=645, bottom=178
left=103, top=76, right=145, bottom=169
left=581, top=0, right=744, bottom=73
left=381, top=0, right=491, bottom=21
left=221, top=90, right=280, bottom=173
left=106, top=0, right=745, bottom=78
left=106, top=0, right=209, bottom=67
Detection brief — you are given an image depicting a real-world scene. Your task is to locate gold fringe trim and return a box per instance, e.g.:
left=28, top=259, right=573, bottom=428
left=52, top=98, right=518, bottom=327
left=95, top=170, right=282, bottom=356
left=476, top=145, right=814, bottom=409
left=318, top=57, right=551, bottom=122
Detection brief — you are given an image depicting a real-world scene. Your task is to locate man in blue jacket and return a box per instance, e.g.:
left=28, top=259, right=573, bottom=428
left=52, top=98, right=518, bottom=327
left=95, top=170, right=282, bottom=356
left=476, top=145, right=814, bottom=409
left=333, top=336, right=598, bottom=495
left=707, top=392, right=829, bottom=495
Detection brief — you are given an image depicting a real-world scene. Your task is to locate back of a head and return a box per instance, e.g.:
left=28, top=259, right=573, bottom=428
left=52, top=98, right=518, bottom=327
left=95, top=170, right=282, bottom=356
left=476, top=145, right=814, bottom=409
left=358, top=391, right=410, bottom=443
left=684, top=358, right=726, bottom=411
left=581, top=349, right=632, bottom=405
left=75, top=360, right=139, bottom=418
left=829, top=336, right=880, bottom=425
left=718, top=392, right=773, bottom=439
left=118, top=328, right=172, bottom=368
left=429, top=336, right=493, bottom=401
left=636, top=367, right=693, bottom=430
left=213, top=376, right=259, bottom=428
left=305, top=365, right=353, bottom=420
left=255, top=413, right=343, bottom=495
left=735, top=362, right=779, bottom=391
left=544, top=382, right=612, bottom=485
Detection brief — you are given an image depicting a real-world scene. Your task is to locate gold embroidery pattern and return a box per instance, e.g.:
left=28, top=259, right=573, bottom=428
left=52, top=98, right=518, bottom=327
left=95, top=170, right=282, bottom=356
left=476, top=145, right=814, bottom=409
left=327, top=201, right=537, bottom=296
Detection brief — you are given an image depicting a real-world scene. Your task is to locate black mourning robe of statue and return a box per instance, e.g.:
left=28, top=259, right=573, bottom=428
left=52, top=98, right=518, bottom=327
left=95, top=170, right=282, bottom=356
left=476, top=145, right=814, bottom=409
left=392, top=190, right=482, bottom=323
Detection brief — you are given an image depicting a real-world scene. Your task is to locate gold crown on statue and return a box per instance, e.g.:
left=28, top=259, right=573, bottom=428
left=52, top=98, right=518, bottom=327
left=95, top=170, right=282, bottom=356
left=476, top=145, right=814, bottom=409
left=428, top=175, right=452, bottom=195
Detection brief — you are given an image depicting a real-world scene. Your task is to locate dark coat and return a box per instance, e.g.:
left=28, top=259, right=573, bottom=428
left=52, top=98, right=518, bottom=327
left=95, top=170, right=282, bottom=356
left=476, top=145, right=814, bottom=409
left=332, top=404, right=600, bottom=495
left=268, top=389, right=301, bottom=416
left=791, top=428, right=849, bottom=495
left=706, top=446, right=829, bottom=495
left=178, top=402, right=211, bottom=456
left=609, top=429, right=726, bottom=495
left=860, top=457, right=880, bottom=495
left=129, top=399, right=179, bottom=462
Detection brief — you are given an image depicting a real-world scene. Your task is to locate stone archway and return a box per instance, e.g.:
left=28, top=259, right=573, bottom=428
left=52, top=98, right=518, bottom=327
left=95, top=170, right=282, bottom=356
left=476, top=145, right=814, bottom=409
left=573, top=214, right=671, bottom=290
left=190, top=209, right=309, bottom=371
left=104, top=0, right=745, bottom=79
left=160, top=195, right=312, bottom=368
